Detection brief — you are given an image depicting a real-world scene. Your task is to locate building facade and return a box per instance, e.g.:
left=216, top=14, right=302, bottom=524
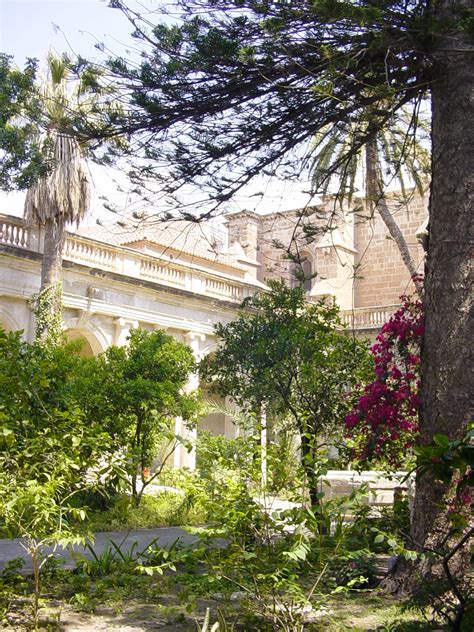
left=226, top=190, right=427, bottom=332
left=0, top=192, right=427, bottom=464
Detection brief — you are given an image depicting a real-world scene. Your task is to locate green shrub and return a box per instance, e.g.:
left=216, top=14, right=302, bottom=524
left=86, top=492, right=206, bottom=532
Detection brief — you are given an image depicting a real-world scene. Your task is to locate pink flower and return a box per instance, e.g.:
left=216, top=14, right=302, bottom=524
left=345, top=292, right=423, bottom=465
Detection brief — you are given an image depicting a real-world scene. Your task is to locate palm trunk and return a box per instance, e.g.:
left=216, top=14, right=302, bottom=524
left=40, top=218, right=64, bottom=290
left=383, top=0, right=473, bottom=595
left=365, top=141, right=423, bottom=296
left=34, top=218, right=64, bottom=343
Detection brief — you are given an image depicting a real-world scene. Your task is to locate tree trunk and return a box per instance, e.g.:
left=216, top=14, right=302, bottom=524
left=384, top=0, right=473, bottom=595
left=40, top=218, right=64, bottom=290
left=34, top=218, right=64, bottom=343
left=415, top=0, right=473, bottom=556
left=299, top=428, right=320, bottom=510
left=365, top=141, right=423, bottom=295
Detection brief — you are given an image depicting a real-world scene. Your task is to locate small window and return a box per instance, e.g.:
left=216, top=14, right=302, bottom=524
left=301, top=257, right=313, bottom=292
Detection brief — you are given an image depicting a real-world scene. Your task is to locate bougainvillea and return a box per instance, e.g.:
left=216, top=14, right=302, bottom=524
left=345, top=291, right=424, bottom=466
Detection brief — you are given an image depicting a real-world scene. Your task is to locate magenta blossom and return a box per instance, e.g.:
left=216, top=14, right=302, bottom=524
left=345, top=292, right=423, bottom=465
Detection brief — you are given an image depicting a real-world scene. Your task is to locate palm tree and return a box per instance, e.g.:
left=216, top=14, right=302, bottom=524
left=310, top=108, right=430, bottom=296
left=24, top=55, right=92, bottom=342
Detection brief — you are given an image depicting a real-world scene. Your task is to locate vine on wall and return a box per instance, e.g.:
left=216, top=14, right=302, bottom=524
left=30, top=283, right=63, bottom=346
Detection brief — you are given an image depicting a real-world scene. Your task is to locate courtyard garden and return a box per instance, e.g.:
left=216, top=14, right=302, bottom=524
left=0, top=283, right=472, bottom=631
left=0, top=2, right=472, bottom=627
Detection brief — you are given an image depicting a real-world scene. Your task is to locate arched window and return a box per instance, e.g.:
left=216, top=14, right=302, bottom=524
left=301, top=256, right=313, bottom=292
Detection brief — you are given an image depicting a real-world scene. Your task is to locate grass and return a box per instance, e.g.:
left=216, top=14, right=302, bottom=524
left=325, top=593, right=447, bottom=630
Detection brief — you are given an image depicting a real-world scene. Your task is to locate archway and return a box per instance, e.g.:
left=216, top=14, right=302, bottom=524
left=63, top=322, right=107, bottom=357
left=64, top=329, right=96, bottom=357
left=198, top=350, right=237, bottom=439
left=0, top=307, right=22, bottom=334
left=62, top=315, right=109, bottom=357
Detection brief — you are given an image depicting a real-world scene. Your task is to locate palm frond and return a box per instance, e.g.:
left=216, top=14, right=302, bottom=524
left=24, top=132, right=90, bottom=226
left=204, top=399, right=248, bottom=427
left=47, top=53, right=70, bottom=88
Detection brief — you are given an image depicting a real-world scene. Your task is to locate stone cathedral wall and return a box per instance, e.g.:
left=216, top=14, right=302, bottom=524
left=226, top=190, right=428, bottom=310
left=353, top=192, right=427, bottom=308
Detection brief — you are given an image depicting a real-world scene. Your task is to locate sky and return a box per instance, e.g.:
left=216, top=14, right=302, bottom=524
left=0, top=0, right=314, bottom=225
left=0, top=0, right=136, bottom=64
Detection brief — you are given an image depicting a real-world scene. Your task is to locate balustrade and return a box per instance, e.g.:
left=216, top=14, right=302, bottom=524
left=0, top=218, right=30, bottom=249
left=0, top=214, right=249, bottom=304
left=140, top=260, right=186, bottom=287
left=341, top=305, right=399, bottom=330
left=205, top=277, right=243, bottom=301
left=63, top=238, right=117, bottom=270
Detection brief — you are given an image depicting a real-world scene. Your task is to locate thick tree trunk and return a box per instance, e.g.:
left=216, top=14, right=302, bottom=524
left=414, top=0, right=473, bottom=550
left=365, top=141, right=423, bottom=295
left=415, top=0, right=473, bottom=548
left=384, top=0, right=473, bottom=595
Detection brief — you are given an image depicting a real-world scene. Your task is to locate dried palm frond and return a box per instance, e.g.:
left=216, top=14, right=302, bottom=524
left=24, top=131, right=90, bottom=226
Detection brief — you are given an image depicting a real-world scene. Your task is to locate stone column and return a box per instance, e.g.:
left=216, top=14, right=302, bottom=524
left=173, top=331, right=206, bottom=470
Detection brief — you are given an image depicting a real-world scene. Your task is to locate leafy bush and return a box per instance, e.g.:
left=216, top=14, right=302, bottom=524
left=196, top=431, right=255, bottom=481
left=327, top=551, right=379, bottom=589
left=86, top=492, right=206, bottom=532
left=74, top=329, right=202, bottom=505
left=0, top=329, right=113, bottom=627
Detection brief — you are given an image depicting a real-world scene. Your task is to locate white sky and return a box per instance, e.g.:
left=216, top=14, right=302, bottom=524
left=0, top=0, right=315, bottom=225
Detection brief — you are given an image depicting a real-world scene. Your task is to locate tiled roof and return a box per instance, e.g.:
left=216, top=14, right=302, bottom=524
left=78, top=217, right=242, bottom=269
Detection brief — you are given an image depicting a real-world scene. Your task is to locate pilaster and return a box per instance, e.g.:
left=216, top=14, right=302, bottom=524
left=114, top=317, right=139, bottom=346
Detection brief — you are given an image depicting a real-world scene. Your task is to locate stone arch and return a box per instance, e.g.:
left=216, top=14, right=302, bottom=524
left=63, top=330, right=96, bottom=357
left=62, top=317, right=108, bottom=357
left=201, top=340, right=219, bottom=358
left=0, top=306, right=23, bottom=333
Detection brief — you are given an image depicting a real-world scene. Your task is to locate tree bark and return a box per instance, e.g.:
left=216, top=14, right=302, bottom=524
left=299, top=424, right=321, bottom=511
left=40, top=218, right=64, bottom=290
left=384, top=0, right=473, bottom=595
left=415, top=0, right=473, bottom=550
left=365, top=140, right=423, bottom=295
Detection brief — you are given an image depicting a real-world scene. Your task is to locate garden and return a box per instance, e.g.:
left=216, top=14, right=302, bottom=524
left=0, top=2, right=473, bottom=625
left=0, top=283, right=472, bottom=631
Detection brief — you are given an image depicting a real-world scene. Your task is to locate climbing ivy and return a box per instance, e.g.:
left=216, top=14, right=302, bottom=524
left=30, top=282, right=63, bottom=346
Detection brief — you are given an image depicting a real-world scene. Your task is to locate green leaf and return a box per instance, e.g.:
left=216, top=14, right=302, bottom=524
left=433, top=434, right=450, bottom=448
left=71, top=435, right=81, bottom=447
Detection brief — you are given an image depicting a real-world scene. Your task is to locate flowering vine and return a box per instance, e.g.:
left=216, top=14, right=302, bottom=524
left=345, top=290, right=424, bottom=466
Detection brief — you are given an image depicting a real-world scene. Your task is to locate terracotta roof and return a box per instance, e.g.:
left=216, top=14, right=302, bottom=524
left=78, top=217, right=243, bottom=269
